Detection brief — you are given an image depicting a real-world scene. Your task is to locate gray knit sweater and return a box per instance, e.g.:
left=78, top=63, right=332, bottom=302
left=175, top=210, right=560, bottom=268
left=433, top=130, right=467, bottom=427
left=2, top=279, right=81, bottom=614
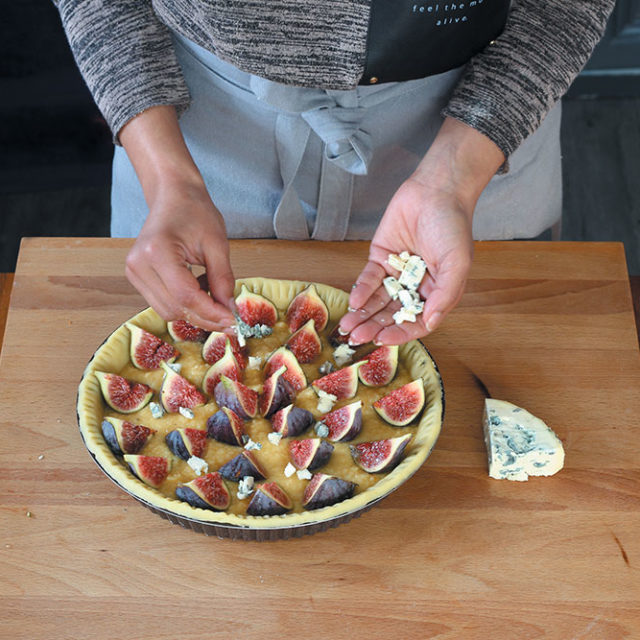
left=55, top=0, right=615, bottom=158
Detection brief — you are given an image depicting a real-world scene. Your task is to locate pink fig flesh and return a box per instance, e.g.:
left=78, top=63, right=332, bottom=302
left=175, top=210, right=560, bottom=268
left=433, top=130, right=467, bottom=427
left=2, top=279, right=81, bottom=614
left=95, top=372, right=153, bottom=414
left=323, top=401, right=363, bottom=442
left=124, top=455, right=170, bottom=488
left=358, top=345, right=399, bottom=387
left=202, top=341, right=240, bottom=395
left=235, top=285, right=278, bottom=327
left=285, top=284, right=329, bottom=332
left=160, top=362, right=206, bottom=413
left=288, top=438, right=334, bottom=471
left=350, top=434, right=412, bottom=473
left=167, top=320, right=209, bottom=343
left=286, top=319, right=322, bottom=364
left=176, top=472, right=230, bottom=511
left=264, top=347, right=307, bottom=391
left=101, top=418, right=155, bottom=456
left=373, top=379, right=426, bottom=426
left=202, top=331, right=247, bottom=368
left=126, top=323, right=179, bottom=370
left=312, top=361, right=365, bottom=400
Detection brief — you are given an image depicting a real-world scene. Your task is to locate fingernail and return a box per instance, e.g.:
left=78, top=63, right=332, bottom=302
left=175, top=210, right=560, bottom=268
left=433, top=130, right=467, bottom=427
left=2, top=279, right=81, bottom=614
left=426, top=311, right=442, bottom=333
left=374, top=339, right=383, bottom=346
left=338, top=327, right=349, bottom=336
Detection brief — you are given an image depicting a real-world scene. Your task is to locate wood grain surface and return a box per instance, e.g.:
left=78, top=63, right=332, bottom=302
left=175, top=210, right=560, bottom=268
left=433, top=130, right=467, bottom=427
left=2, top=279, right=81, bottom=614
left=1, top=238, right=639, bottom=640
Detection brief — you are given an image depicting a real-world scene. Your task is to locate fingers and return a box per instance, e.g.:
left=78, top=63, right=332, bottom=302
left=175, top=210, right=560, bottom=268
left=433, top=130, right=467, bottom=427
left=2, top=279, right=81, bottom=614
left=348, top=260, right=388, bottom=312
left=204, top=245, right=236, bottom=312
left=341, top=284, right=392, bottom=334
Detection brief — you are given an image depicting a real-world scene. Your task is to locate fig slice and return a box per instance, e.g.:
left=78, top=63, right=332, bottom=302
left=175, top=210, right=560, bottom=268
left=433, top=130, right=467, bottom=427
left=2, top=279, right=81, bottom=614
left=373, top=379, right=426, bottom=426
left=246, top=482, right=292, bottom=516
left=311, top=361, right=366, bottom=400
left=202, top=340, right=241, bottom=395
left=286, top=319, right=322, bottom=364
left=323, top=401, right=363, bottom=442
left=260, top=365, right=296, bottom=418
left=270, top=405, right=314, bottom=437
left=213, top=375, right=258, bottom=420
left=101, top=417, right=155, bottom=456
left=165, top=427, right=208, bottom=460
left=159, top=361, right=206, bottom=413
left=350, top=434, right=413, bottom=473
left=95, top=372, right=153, bottom=414
left=125, top=322, right=179, bottom=370
left=285, top=284, right=329, bottom=332
left=124, top=454, right=171, bottom=488
left=235, top=284, right=278, bottom=327
left=202, top=331, right=247, bottom=368
left=167, top=320, right=209, bottom=343
left=288, top=438, right=334, bottom=471
left=206, top=407, right=246, bottom=446
left=358, top=345, right=399, bottom=387
left=302, top=473, right=357, bottom=511
left=176, top=472, right=230, bottom=511
left=264, top=347, right=307, bottom=391
left=218, top=451, right=267, bottom=482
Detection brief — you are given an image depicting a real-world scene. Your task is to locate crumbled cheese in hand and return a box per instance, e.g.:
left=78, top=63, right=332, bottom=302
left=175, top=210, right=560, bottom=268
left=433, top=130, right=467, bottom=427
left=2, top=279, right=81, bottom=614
left=392, top=308, right=418, bottom=324
left=248, top=356, right=262, bottom=370
left=149, top=402, right=165, bottom=419
left=244, top=438, right=262, bottom=451
left=179, top=406, right=195, bottom=419
left=383, top=276, right=403, bottom=300
left=387, top=253, right=407, bottom=271
left=284, top=463, right=297, bottom=478
left=296, top=468, right=312, bottom=480
left=314, top=422, right=330, bottom=438
left=333, top=343, right=355, bottom=367
left=398, top=255, right=427, bottom=291
left=187, top=456, right=209, bottom=476
left=267, top=432, right=283, bottom=446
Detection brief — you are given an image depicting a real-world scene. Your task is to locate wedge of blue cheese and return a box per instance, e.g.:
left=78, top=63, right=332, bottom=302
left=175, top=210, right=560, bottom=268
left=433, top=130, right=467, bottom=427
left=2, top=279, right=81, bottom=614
left=483, top=399, right=564, bottom=481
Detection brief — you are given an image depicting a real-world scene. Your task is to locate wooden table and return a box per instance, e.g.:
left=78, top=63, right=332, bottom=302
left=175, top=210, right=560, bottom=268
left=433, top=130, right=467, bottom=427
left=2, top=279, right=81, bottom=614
left=1, top=238, right=639, bottom=639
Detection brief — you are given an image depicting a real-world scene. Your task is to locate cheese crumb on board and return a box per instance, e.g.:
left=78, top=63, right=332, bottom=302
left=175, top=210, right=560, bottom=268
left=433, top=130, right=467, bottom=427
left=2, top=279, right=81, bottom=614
left=333, top=343, right=355, bottom=367
left=267, top=432, right=283, bottom=446
left=149, top=402, right=165, bottom=419
left=483, top=399, right=565, bottom=481
left=247, top=356, right=263, bottom=370
left=284, top=463, right=297, bottom=478
left=237, top=475, right=255, bottom=500
left=296, top=469, right=312, bottom=480
left=178, top=406, right=195, bottom=419
left=316, top=389, right=337, bottom=413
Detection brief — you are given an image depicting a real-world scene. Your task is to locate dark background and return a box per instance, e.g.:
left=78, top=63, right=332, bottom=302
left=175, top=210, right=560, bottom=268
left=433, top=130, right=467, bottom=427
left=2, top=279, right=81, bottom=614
left=1, top=1, right=639, bottom=274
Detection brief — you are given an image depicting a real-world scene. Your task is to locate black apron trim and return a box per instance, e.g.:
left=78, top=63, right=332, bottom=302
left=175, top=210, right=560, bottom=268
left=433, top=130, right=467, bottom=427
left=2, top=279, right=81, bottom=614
left=360, top=0, right=510, bottom=85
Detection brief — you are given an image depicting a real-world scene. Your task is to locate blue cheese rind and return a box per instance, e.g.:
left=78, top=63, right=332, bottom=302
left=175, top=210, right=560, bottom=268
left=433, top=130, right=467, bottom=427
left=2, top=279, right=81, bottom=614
left=483, top=399, right=564, bottom=481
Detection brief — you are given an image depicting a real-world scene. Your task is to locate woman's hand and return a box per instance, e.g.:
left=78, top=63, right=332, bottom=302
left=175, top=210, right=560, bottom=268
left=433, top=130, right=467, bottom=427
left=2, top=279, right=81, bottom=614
left=340, top=117, right=505, bottom=345
left=119, top=105, right=236, bottom=331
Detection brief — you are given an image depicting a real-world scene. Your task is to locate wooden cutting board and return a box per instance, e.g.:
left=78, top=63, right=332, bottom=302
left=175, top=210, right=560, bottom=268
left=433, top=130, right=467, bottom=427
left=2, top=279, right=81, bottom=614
left=0, top=238, right=639, bottom=639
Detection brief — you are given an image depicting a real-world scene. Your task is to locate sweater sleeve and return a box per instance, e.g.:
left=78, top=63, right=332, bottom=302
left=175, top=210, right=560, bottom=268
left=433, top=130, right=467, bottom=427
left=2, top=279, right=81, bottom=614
left=55, top=0, right=191, bottom=142
left=442, top=0, right=616, bottom=159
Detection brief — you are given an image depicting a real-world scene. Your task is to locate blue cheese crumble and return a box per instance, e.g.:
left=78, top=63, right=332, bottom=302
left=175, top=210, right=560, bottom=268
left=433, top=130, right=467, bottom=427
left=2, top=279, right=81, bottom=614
left=483, top=399, right=565, bottom=481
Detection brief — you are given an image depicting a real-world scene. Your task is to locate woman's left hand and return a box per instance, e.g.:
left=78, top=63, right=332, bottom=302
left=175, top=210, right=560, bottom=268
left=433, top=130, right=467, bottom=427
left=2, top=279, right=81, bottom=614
left=339, top=117, right=505, bottom=345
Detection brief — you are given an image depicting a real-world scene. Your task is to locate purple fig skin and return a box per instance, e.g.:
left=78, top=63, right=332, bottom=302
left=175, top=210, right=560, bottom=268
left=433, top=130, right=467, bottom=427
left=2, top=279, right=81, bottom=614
left=264, top=375, right=295, bottom=418
left=303, top=475, right=356, bottom=511
left=213, top=379, right=251, bottom=419
left=246, top=489, right=290, bottom=516
left=165, top=430, right=190, bottom=460
left=206, top=409, right=244, bottom=446
left=271, top=405, right=314, bottom=437
left=218, top=452, right=266, bottom=483
left=101, top=420, right=123, bottom=456
left=308, top=441, right=335, bottom=471
left=175, top=485, right=215, bottom=510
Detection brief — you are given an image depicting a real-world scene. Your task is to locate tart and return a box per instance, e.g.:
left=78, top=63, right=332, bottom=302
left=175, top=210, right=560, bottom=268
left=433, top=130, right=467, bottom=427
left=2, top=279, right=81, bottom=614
left=77, top=278, right=444, bottom=539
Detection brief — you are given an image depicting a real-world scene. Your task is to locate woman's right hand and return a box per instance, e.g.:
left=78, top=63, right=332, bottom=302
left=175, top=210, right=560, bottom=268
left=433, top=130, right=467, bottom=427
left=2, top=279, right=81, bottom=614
left=119, top=105, right=236, bottom=331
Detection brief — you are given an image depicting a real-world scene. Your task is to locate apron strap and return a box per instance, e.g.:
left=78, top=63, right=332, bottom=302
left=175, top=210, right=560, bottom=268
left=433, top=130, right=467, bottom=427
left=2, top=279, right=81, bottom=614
left=312, top=155, right=353, bottom=241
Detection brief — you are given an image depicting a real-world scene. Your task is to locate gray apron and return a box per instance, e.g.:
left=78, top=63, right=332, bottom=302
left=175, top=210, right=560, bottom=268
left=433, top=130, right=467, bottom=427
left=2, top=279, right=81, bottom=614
left=111, top=31, right=562, bottom=241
